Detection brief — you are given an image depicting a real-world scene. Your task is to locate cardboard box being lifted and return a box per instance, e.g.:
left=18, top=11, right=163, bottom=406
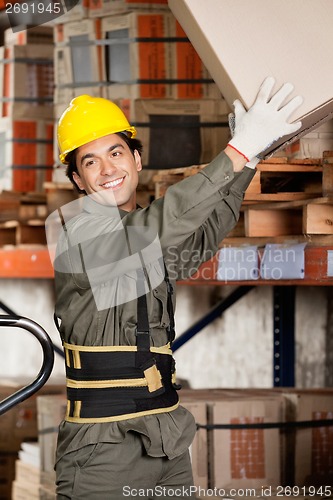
left=168, top=0, right=333, bottom=158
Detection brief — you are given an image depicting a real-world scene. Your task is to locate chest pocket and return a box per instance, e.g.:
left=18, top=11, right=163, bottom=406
left=149, top=280, right=170, bottom=329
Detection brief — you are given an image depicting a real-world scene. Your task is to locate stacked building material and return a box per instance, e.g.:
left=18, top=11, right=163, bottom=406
left=52, top=0, right=230, bottom=170
left=0, top=25, right=55, bottom=192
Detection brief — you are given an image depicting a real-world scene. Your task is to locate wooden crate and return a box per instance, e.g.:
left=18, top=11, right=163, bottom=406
left=245, top=208, right=303, bottom=237
left=303, top=202, right=333, bottom=234
left=323, top=150, right=333, bottom=195
left=153, top=164, right=206, bottom=199
left=245, top=157, right=326, bottom=202
left=0, top=220, right=17, bottom=246
left=244, top=198, right=333, bottom=238
left=0, top=190, right=49, bottom=247
left=0, top=220, right=47, bottom=247
left=44, top=182, right=80, bottom=213
left=0, top=191, right=20, bottom=222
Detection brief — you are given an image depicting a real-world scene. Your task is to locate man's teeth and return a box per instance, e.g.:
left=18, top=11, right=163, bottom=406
left=103, top=178, right=123, bottom=188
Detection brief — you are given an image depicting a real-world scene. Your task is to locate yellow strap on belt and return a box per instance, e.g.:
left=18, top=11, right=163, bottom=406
left=73, top=400, right=81, bottom=418
left=63, top=341, right=172, bottom=356
left=65, top=402, right=180, bottom=424
left=144, top=364, right=163, bottom=393
left=172, top=371, right=177, bottom=385
left=66, top=377, right=148, bottom=389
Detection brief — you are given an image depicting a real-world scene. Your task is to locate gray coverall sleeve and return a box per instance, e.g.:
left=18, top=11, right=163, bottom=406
left=164, top=165, right=256, bottom=280
left=121, top=151, right=253, bottom=250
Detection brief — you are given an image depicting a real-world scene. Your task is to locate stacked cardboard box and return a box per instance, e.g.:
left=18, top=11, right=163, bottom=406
left=0, top=26, right=54, bottom=120
left=208, top=396, right=282, bottom=491
left=281, top=389, right=333, bottom=487
left=52, top=2, right=229, bottom=170
left=101, top=11, right=220, bottom=101
left=180, top=398, right=209, bottom=490
left=88, top=0, right=170, bottom=18
left=179, top=388, right=333, bottom=491
left=12, top=457, right=57, bottom=500
left=53, top=18, right=105, bottom=119
left=0, top=26, right=55, bottom=192
left=0, top=117, right=54, bottom=193
left=0, top=187, right=81, bottom=248
left=53, top=0, right=89, bottom=25
left=180, top=389, right=284, bottom=492
left=168, top=0, right=333, bottom=160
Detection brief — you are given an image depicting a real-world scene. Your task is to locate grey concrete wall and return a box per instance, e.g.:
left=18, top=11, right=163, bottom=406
left=174, top=285, right=329, bottom=389
left=295, top=287, right=328, bottom=387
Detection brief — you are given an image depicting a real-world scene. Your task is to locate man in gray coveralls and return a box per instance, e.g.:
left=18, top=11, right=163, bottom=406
left=51, top=76, right=302, bottom=499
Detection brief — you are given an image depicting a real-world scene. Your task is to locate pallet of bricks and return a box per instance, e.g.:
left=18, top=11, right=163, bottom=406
left=180, top=388, right=333, bottom=496
left=152, top=147, right=333, bottom=243
left=0, top=379, right=65, bottom=500
left=52, top=0, right=230, bottom=180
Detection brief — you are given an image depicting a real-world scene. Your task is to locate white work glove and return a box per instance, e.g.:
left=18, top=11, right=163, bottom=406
left=228, top=76, right=303, bottom=162
left=228, top=113, right=260, bottom=169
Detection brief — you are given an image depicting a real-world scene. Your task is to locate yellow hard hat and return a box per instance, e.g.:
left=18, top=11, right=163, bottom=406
left=57, top=95, right=137, bottom=164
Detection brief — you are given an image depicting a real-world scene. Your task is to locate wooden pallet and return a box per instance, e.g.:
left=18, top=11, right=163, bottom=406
left=43, top=182, right=80, bottom=212
left=0, top=190, right=48, bottom=246
left=245, top=153, right=333, bottom=201
left=0, top=191, right=48, bottom=222
left=0, top=182, right=84, bottom=248
left=153, top=153, right=333, bottom=200
left=0, top=219, right=47, bottom=246
left=153, top=164, right=206, bottom=198
left=152, top=152, right=333, bottom=239
left=240, top=152, right=333, bottom=237
left=243, top=197, right=333, bottom=237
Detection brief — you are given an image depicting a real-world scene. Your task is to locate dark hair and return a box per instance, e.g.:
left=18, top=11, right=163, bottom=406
left=65, top=132, right=143, bottom=194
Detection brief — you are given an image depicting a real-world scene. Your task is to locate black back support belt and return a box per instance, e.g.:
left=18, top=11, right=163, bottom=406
left=64, top=344, right=179, bottom=422
left=63, top=261, right=179, bottom=423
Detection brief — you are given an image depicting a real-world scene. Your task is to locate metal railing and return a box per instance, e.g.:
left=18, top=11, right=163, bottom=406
left=0, top=315, right=54, bottom=415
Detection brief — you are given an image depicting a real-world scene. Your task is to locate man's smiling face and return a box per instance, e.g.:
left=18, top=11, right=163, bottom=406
left=73, top=133, right=142, bottom=211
